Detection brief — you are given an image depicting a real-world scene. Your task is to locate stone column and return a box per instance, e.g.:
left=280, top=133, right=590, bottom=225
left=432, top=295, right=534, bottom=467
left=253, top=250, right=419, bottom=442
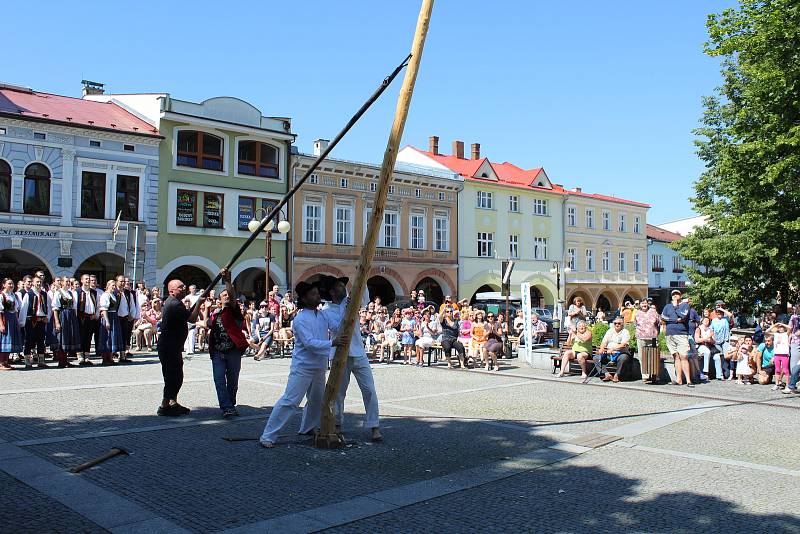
left=61, top=150, right=75, bottom=226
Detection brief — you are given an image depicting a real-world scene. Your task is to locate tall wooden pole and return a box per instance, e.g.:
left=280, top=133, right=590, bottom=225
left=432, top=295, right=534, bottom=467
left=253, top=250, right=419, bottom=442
left=315, top=0, right=435, bottom=448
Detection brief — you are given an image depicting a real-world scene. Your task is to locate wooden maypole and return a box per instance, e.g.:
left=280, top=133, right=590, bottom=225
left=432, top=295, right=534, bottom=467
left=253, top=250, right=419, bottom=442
left=315, top=0, right=435, bottom=448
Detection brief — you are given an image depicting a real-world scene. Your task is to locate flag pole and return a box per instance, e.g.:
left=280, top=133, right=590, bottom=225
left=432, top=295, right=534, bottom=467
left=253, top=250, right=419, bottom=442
left=315, top=0, right=435, bottom=448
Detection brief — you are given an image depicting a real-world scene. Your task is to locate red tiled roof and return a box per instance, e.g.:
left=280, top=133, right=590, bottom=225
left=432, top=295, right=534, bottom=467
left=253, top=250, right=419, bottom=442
left=564, top=188, right=650, bottom=208
left=412, top=148, right=565, bottom=193
left=0, top=85, right=160, bottom=137
left=646, top=224, right=683, bottom=242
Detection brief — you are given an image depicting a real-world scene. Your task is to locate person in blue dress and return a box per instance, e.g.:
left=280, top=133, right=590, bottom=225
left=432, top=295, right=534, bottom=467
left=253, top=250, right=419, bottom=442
left=98, top=280, right=124, bottom=366
left=0, top=278, right=22, bottom=370
left=52, top=278, right=82, bottom=368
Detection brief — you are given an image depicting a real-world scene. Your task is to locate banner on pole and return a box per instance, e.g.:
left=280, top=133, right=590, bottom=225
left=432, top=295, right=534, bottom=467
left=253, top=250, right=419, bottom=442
left=520, top=282, right=532, bottom=349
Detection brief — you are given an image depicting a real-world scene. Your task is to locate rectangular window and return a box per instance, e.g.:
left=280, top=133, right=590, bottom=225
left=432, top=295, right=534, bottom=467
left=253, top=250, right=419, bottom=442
left=202, top=192, right=223, bottom=228
left=634, top=252, right=641, bottom=273
left=81, top=171, right=106, bottom=219
left=602, top=250, right=610, bottom=272
left=619, top=213, right=626, bottom=232
left=438, top=191, right=445, bottom=202
left=533, top=237, right=547, bottom=260
left=434, top=216, right=449, bottom=251
left=602, top=211, right=610, bottom=231
left=340, top=178, right=348, bottom=188
left=410, top=214, right=425, bottom=250
left=383, top=211, right=398, bottom=248
left=0, top=127, right=6, bottom=135
left=477, top=191, right=493, bottom=209
left=567, top=207, right=576, bottom=226
left=309, top=174, right=318, bottom=184
left=619, top=251, right=627, bottom=272
left=634, top=216, right=641, bottom=234
left=123, top=144, right=135, bottom=152
left=533, top=199, right=548, bottom=216
left=116, top=175, right=139, bottom=222
left=415, top=188, right=421, bottom=198
left=672, top=256, right=683, bottom=271
left=509, top=195, right=519, bottom=212
left=237, top=196, right=256, bottom=231
left=567, top=248, right=576, bottom=271
left=176, top=189, right=197, bottom=226
left=303, top=203, right=322, bottom=243
left=586, top=249, right=595, bottom=272
left=652, top=254, right=663, bottom=270
left=33, top=132, right=46, bottom=140
left=477, top=232, right=494, bottom=257
left=370, top=182, right=377, bottom=192
left=388, top=185, right=395, bottom=194
left=89, top=140, right=101, bottom=148
left=586, top=209, right=594, bottom=229
left=509, top=235, right=519, bottom=259
left=335, top=205, right=353, bottom=245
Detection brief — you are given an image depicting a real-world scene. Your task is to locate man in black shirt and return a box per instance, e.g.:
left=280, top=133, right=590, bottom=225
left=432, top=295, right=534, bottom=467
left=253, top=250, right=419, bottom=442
left=157, top=278, right=202, bottom=416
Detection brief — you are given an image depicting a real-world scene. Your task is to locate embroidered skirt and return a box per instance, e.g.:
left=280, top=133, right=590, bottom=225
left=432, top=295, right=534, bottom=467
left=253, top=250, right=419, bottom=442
left=57, top=309, right=82, bottom=352
left=99, top=311, right=125, bottom=353
left=0, top=311, right=23, bottom=353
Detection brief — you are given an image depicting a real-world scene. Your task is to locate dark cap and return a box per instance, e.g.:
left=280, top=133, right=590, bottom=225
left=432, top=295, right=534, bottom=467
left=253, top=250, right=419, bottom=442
left=294, top=281, right=316, bottom=300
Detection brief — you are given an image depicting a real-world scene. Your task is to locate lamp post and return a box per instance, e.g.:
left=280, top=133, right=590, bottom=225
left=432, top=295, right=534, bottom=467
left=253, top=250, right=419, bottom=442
left=549, top=261, right=572, bottom=349
left=248, top=208, right=291, bottom=302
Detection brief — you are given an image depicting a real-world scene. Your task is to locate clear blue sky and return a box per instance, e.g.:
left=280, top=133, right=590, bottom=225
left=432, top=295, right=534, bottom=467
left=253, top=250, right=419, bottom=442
left=4, top=0, right=737, bottom=223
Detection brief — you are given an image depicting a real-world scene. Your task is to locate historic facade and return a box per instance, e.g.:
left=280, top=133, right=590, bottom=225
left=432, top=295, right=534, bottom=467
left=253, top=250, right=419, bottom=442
left=562, top=189, right=649, bottom=313
left=398, top=138, right=565, bottom=309
left=0, top=81, right=161, bottom=285
left=86, top=91, right=294, bottom=298
left=647, top=223, right=691, bottom=309
left=292, top=141, right=462, bottom=304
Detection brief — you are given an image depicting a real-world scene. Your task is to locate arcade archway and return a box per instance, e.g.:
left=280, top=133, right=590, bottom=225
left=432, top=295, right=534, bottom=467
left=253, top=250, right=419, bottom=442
left=233, top=267, right=275, bottom=303
left=367, top=275, right=396, bottom=304
left=75, top=253, right=124, bottom=286
left=415, top=276, right=444, bottom=305
left=163, top=265, right=211, bottom=294
left=470, top=284, right=499, bottom=304
left=0, top=249, right=52, bottom=284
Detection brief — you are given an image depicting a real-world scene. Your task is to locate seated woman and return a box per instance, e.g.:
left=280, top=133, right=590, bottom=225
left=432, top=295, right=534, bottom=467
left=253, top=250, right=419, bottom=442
left=458, top=309, right=474, bottom=364
left=134, top=301, right=158, bottom=351
left=483, top=313, right=504, bottom=372
left=377, top=323, right=400, bottom=363
left=414, top=309, right=439, bottom=366
left=470, top=311, right=489, bottom=369
left=558, top=320, right=593, bottom=378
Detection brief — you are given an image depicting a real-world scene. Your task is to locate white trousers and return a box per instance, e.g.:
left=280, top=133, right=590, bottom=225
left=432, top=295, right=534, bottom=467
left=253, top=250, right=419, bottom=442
left=336, top=357, right=380, bottom=429
left=260, top=367, right=325, bottom=443
left=184, top=324, right=196, bottom=353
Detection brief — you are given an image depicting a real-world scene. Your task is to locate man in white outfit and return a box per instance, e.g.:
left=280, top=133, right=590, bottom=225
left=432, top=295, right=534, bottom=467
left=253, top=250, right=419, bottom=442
left=307, top=276, right=381, bottom=441
left=259, top=282, right=345, bottom=448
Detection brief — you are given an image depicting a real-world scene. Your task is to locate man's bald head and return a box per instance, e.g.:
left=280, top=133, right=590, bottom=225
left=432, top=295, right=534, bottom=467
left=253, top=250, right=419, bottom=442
left=167, top=279, right=186, bottom=299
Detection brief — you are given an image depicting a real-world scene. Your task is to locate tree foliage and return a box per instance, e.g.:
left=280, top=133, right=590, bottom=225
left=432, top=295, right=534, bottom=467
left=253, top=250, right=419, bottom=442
left=675, top=0, right=800, bottom=311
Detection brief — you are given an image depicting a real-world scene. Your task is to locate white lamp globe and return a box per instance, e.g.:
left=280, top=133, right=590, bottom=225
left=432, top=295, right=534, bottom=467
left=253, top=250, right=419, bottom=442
left=247, top=219, right=260, bottom=233
left=277, top=220, right=291, bottom=234
left=564, top=267, right=573, bottom=273
left=265, top=219, right=275, bottom=232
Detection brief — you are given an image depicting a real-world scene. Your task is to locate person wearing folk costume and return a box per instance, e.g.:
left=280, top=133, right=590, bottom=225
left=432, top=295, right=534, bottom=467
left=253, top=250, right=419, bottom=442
left=98, top=280, right=124, bottom=366
left=115, top=275, right=139, bottom=362
left=51, top=279, right=82, bottom=368
left=259, top=281, right=346, bottom=448
left=314, top=275, right=382, bottom=441
left=0, top=278, right=23, bottom=370
left=77, top=274, right=99, bottom=366
left=21, top=276, right=50, bottom=369
left=14, top=276, right=31, bottom=363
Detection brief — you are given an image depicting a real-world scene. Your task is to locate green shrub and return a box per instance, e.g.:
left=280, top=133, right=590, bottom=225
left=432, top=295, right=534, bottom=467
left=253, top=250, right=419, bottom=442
left=591, top=322, right=668, bottom=355
left=591, top=322, right=609, bottom=347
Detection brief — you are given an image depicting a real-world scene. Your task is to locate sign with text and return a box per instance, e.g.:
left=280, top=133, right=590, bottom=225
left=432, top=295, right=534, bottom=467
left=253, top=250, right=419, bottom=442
left=203, top=193, right=223, bottom=228
left=520, top=282, right=532, bottom=349
left=176, top=190, right=196, bottom=226
left=238, top=197, right=255, bottom=231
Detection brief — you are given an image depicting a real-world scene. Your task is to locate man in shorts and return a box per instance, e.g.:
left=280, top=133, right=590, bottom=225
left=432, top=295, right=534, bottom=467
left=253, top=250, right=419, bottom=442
left=661, top=289, right=694, bottom=387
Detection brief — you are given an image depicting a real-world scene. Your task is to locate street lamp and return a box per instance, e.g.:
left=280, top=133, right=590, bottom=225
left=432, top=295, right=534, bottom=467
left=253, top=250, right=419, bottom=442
left=248, top=208, right=291, bottom=302
left=549, top=261, right=572, bottom=349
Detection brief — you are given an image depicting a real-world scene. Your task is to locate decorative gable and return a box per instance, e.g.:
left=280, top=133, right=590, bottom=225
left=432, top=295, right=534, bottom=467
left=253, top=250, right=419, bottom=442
left=473, top=159, right=498, bottom=181
left=531, top=169, right=552, bottom=189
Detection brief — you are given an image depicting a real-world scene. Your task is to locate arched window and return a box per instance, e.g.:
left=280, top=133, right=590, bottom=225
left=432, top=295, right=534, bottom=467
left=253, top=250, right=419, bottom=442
left=238, top=141, right=279, bottom=178
left=176, top=130, right=223, bottom=171
left=0, top=160, right=11, bottom=212
left=23, top=163, right=50, bottom=215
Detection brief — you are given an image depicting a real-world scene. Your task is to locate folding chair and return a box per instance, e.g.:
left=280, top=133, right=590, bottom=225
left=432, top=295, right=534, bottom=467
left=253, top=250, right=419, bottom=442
left=583, top=351, right=614, bottom=384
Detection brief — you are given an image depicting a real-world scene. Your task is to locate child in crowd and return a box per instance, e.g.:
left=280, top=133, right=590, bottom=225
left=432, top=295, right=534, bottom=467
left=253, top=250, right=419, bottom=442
left=400, top=308, right=416, bottom=365
left=769, top=323, right=791, bottom=390
left=735, top=335, right=755, bottom=385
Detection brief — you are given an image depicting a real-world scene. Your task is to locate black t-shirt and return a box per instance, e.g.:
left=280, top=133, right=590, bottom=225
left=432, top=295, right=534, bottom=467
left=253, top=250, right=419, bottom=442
left=158, top=296, right=191, bottom=353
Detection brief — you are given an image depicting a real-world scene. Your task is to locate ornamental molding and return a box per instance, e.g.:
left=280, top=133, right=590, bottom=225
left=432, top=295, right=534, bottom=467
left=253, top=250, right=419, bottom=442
left=0, top=117, right=160, bottom=145
left=62, top=150, right=75, bottom=162
left=11, top=237, right=22, bottom=248
left=34, top=146, right=44, bottom=160
left=60, top=239, right=72, bottom=256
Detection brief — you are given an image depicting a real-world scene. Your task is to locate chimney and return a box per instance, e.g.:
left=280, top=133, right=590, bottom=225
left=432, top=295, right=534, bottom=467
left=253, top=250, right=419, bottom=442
left=429, top=135, right=439, bottom=155
left=452, top=140, right=464, bottom=159
left=81, top=79, right=105, bottom=98
left=573, top=187, right=582, bottom=193
left=470, top=143, right=481, bottom=160
left=313, top=138, right=330, bottom=157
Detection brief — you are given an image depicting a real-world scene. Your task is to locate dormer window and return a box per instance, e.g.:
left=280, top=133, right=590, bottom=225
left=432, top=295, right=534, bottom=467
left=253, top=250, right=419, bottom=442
left=177, top=130, right=223, bottom=171
left=238, top=141, right=279, bottom=178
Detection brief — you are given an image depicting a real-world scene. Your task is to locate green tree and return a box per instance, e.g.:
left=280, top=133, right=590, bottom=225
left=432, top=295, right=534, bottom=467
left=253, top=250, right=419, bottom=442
left=675, top=0, right=800, bottom=312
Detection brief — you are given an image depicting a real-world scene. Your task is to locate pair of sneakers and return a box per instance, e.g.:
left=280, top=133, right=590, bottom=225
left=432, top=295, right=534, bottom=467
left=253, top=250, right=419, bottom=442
left=157, top=403, right=191, bottom=416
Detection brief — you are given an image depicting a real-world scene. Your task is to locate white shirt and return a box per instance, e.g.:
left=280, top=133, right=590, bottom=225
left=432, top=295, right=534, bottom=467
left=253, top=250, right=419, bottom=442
left=291, top=308, right=333, bottom=370
left=322, top=299, right=366, bottom=359
left=98, top=291, right=118, bottom=312
left=1, top=292, right=20, bottom=314
left=601, top=327, right=631, bottom=351
left=22, top=289, right=50, bottom=319
left=51, top=289, right=78, bottom=311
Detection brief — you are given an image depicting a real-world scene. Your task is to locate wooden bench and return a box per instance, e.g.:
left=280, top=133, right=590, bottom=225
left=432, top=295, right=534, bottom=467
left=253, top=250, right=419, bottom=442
left=551, top=346, right=621, bottom=377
